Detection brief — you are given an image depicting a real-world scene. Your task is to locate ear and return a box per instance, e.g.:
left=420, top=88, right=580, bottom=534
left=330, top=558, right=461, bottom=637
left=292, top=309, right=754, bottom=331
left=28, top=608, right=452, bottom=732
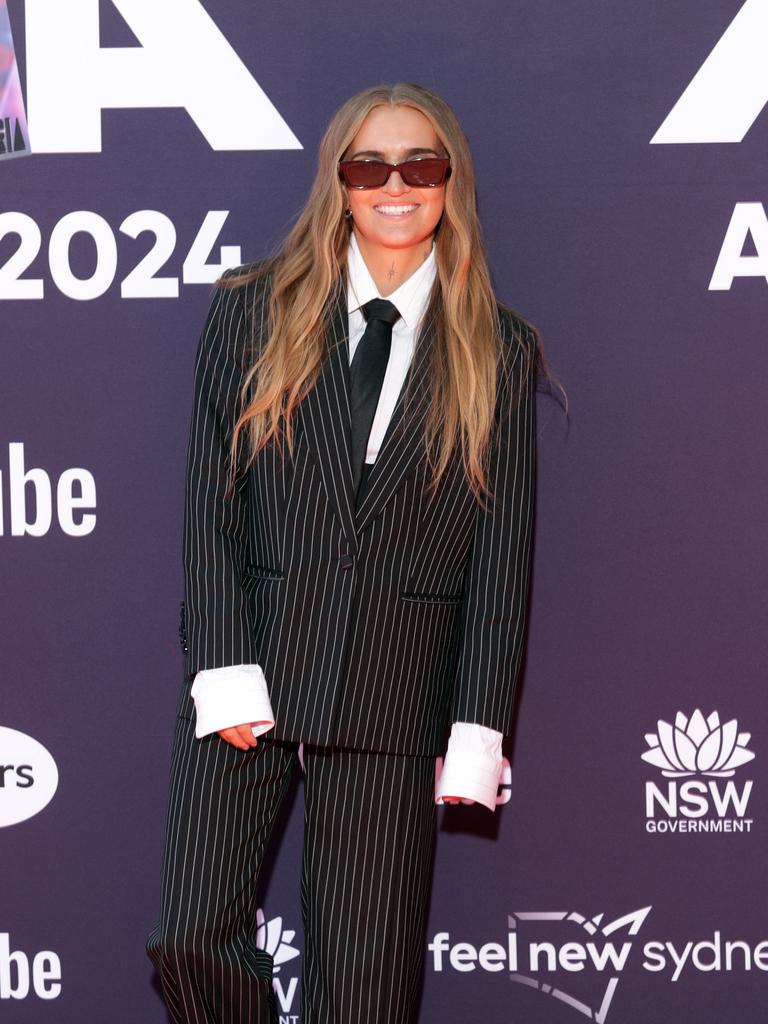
left=340, top=180, right=352, bottom=216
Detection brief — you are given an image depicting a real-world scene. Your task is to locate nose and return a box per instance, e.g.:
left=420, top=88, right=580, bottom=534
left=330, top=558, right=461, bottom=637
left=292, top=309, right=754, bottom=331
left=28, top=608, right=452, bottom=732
left=382, top=168, right=408, bottom=195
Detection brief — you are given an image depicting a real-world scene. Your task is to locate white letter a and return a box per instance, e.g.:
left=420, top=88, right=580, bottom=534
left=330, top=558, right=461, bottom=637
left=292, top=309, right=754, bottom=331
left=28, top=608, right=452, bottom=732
left=709, top=203, right=768, bottom=290
left=651, top=0, right=768, bottom=144
left=25, top=0, right=302, bottom=153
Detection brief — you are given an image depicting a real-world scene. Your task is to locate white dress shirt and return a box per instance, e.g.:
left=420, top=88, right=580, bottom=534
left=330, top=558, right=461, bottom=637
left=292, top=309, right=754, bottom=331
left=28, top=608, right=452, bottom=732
left=191, top=231, right=505, bottom=812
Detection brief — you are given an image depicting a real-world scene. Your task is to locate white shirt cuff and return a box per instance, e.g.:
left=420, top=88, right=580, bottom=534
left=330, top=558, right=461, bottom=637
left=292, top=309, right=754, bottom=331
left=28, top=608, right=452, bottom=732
left=435, top=721, right=504, bottom=812
left=190, top=664, right=276, bottom=739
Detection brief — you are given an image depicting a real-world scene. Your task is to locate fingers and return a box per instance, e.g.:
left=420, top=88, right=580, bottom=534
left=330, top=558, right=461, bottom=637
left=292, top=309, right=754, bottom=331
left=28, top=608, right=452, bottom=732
left=217, top=724, right=259, bottom=750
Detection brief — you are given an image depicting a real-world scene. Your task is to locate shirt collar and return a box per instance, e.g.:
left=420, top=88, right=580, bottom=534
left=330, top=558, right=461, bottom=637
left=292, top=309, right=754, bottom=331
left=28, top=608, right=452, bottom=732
left=346, top=229, right=436, bottom=331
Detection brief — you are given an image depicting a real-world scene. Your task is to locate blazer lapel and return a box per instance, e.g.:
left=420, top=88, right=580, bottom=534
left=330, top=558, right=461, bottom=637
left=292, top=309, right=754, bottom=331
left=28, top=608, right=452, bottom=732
left=354, top=311, right=435, bottom=535
left=297, top=280, right=359, bottom=554
left=297, top=284, right=436, bottom=547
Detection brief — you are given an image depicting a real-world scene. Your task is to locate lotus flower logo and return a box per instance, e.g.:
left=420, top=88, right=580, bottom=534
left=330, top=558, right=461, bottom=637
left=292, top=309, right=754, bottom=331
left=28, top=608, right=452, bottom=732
left=641, top=709, right=755, bottom=778
left=255, top=908, right=300, bottom=973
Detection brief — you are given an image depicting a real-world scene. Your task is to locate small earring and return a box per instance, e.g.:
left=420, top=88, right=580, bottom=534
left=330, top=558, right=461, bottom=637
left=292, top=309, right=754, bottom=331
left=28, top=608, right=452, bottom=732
left=344, top=207, right=351, bottom=219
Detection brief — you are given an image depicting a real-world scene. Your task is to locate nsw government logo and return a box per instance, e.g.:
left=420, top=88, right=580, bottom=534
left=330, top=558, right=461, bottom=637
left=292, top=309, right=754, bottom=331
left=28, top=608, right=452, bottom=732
left=255, top=908, right=301, bottom=1022
left=642, top=709, right=755, bottom=834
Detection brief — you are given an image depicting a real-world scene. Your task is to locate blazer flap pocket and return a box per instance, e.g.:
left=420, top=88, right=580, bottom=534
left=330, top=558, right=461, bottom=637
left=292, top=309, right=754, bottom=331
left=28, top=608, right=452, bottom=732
left=241, top=564, right=284, bottom=589
left=401, top=590, right=463, bottom=605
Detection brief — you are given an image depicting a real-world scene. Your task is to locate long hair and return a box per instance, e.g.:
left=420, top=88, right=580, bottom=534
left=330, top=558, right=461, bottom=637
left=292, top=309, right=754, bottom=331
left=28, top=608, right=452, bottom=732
left=223, top=82, right=535, bottom=502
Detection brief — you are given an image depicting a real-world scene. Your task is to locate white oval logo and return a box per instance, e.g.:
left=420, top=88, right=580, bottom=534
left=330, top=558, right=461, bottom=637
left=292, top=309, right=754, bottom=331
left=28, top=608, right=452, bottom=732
left=0, top=727, right=59, bottom=827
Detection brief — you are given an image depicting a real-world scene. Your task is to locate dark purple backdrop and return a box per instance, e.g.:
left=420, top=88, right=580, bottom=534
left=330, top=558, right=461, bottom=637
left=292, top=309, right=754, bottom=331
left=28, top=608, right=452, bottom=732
left=2, top=2, right=766, bottom=1021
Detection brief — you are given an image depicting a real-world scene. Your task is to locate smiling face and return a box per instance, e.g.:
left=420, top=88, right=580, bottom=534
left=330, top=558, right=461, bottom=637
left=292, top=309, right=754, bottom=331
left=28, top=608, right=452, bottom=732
left=341, top=104, right=447, bottom=256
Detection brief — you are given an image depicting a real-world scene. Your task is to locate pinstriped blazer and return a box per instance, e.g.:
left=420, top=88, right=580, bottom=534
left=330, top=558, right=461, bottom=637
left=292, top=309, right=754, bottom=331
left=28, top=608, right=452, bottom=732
left=178, top=263, right=537, bottom=757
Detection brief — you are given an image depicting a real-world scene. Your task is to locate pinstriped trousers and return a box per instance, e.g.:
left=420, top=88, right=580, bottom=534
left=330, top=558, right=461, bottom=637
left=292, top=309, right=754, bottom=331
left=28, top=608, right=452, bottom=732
left=146, top=709, right=438, bottom=1023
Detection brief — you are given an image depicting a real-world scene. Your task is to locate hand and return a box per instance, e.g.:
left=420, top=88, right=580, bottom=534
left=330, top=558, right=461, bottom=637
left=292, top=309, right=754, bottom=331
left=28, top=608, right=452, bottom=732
left=441, top=795, right=473, bottom=805
left=217, top=723, right=259, bottom=750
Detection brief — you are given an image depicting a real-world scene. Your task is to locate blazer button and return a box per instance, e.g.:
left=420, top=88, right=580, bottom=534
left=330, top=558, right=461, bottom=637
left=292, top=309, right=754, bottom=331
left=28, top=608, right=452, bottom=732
left=338, top=554, right=354, bottom=570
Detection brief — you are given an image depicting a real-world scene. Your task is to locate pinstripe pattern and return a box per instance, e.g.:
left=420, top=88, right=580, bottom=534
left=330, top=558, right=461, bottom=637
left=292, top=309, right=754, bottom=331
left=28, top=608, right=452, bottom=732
left=300, top=743, right=436, bottom=1022
left=147, top=711, right=436, bottom=1023
left=148, top=263, right=536, bottom=1021
left=181, top=265, right=536, bottom=756
left=147, top=713, right=291, bottom=1023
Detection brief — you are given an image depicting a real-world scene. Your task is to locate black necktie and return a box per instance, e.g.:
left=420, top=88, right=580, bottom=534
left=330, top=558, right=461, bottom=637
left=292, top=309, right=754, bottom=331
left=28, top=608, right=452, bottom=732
left=349, top=298, right=401, bottom=499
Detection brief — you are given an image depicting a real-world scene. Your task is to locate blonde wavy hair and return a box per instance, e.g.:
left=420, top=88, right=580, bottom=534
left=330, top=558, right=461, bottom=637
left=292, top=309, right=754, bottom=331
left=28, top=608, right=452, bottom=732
left=223, top=82, right=535, bottom=502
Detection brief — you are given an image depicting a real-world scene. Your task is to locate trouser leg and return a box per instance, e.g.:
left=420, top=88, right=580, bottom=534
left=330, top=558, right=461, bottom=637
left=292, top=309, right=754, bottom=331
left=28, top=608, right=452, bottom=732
left=146, top=712, right=296, bottom=1024
left=300, top=745, right=438, bottom=1024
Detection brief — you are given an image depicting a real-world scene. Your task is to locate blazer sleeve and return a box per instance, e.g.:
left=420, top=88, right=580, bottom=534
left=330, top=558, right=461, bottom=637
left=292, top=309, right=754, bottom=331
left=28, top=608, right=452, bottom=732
left=182, top=271, right=259, bottom=679
left=450, top=313, right=537, bottom=734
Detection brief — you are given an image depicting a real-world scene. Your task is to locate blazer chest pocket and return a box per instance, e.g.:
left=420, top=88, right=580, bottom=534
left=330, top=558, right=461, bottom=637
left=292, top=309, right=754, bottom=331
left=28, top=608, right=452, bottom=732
left=400, top=590, right=463, bottom=606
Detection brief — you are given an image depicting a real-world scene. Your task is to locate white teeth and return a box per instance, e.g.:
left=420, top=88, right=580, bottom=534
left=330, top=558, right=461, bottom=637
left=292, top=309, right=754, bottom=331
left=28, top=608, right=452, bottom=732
left=374, top=204, right=419, bottom=216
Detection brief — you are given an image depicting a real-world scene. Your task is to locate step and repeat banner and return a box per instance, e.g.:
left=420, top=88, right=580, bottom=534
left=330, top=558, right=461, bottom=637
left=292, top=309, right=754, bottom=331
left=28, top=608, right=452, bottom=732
left=2, top=1, right=766, bottom=1021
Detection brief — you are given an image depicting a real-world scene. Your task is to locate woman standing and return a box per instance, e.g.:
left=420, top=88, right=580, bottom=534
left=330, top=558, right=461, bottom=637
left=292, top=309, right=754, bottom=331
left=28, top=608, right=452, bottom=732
left=147, top=82, right=537, bottom=1024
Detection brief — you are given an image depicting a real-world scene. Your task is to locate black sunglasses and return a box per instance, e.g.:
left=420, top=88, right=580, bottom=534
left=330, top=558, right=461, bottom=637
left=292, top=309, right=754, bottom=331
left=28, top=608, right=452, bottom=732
left=338, top=157, right=451, bottom=189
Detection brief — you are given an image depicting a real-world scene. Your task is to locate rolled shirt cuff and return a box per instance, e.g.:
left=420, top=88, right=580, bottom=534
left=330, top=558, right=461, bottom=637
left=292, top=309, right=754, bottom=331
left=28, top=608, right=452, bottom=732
left=435, top=722, right=504, bottom=812
left=190, top=663, right=276, bottom=739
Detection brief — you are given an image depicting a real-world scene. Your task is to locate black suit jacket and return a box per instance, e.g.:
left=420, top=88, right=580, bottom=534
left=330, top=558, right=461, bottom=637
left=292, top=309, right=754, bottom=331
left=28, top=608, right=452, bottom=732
left=178, top=264, right=537, bottom=756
